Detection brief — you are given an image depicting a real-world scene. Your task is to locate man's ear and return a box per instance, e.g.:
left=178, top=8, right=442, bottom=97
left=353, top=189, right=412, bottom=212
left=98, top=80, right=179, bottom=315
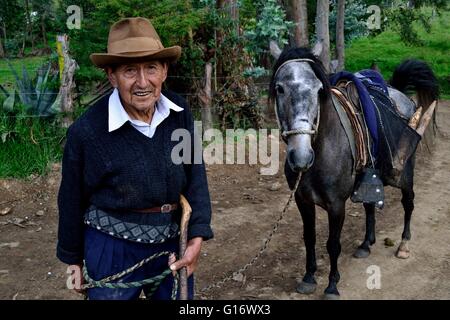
left=161, top=62, right=169, bottom=82
left=106, top=67, right=118, bottom=88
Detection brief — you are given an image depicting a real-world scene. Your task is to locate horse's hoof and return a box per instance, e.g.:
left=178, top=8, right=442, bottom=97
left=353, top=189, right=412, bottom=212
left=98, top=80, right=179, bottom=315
left=395, top=241, right=410, bottom=259
left=353, top=247, right=370, bottom=259
left=296, top=281, right=317, bottom=295
left=324, top=286, right=340, bottom=299
left=396, top=250, right=410, bottom=259
left=323, top=293, right=340, bottom=300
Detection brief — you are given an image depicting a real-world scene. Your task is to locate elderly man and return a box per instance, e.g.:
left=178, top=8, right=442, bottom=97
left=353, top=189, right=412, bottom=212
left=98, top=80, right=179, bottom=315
left=56, top=17, right=213, bottom=300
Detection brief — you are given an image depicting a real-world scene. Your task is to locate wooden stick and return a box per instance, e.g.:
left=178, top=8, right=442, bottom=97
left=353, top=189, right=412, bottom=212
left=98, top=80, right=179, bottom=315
left=408, top=106, right=422, bottom=129
left=416, top=101, right=437, bottom=136
left=178, top=194, right=192, bottom=300
left=391, top=100, right=437, bottom=179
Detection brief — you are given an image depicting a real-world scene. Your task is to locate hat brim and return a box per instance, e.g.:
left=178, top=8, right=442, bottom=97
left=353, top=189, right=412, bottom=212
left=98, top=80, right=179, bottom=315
left=90, top=46, right=181, bottom=68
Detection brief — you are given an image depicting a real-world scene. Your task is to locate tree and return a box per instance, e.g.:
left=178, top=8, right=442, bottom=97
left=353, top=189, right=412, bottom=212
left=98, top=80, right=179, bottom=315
left=0, top=38, right=4, bottom=57
left=32, top=0, right=54, bottom=50
left=335, top=0, right=345, bottom=71
left=384, top=0, right=447, bottom=46
left=228, top=0, right=239, bottom=35
left=291, top=0, right=309, bottom=47
left=245, top=0, right=292, bottom=69
left=0, top=0, right=26, bottom=57
left=21, top=0, right=33, bottom=57
left=315, top=0, right=330, bottom=72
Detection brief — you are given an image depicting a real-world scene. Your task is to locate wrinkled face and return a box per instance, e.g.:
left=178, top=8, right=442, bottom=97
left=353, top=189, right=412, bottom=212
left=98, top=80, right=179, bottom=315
left=107, top=61, right=168, bottom=113
left=275, top=62, right=323, bottom=172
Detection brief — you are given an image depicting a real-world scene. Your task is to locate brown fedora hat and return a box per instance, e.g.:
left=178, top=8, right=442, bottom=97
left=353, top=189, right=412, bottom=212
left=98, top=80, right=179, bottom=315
left=90, top=17, right=181, bottom=68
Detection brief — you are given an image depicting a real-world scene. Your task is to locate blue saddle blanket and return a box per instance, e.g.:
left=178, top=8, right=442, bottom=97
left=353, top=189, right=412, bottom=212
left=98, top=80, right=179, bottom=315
left=329, top=70, right=389, bottom=157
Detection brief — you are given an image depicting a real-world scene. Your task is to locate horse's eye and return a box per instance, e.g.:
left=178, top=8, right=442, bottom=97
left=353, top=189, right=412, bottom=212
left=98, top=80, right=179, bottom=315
left=276, top=85, right=285, bottom=95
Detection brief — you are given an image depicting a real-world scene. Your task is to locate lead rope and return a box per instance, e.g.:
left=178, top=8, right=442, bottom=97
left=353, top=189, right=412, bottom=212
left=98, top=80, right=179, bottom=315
left=81, top=251, right=179, bottom=300
left=199, top=173, right=302, bottom=295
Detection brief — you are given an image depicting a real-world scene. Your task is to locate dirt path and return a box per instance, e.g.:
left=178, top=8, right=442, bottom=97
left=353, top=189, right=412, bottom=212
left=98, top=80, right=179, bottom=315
left=0, top=102, right=448, bottom=300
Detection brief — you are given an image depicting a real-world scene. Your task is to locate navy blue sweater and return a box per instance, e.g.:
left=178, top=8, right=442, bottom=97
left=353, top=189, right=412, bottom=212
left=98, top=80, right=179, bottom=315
left=57, top=90, right=213, bottom=265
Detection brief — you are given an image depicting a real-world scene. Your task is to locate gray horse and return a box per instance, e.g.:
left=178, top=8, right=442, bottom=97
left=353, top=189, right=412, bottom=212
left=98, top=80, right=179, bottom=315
left=269, top=42, right=439, bottom=299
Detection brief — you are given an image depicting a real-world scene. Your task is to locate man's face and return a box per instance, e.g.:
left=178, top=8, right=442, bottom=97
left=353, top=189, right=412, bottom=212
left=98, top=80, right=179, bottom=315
left=107, top=61, right=168, bottom=113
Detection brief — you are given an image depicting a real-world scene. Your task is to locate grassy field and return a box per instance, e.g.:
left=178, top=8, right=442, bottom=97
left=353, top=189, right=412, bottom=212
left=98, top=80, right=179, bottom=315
left=0, top=55, right=60, bottom=179
left=0, top=113, right=65, bottom=178
left=346, top=8, right=450, bottom=98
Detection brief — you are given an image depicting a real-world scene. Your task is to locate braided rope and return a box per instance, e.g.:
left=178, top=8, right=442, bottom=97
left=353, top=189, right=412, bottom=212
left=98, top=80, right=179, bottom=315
left=273, top=58, right=315, bottom=79
left=281, top=128, right=316, bottom=139
left=81, top=251, right=179, bottom=300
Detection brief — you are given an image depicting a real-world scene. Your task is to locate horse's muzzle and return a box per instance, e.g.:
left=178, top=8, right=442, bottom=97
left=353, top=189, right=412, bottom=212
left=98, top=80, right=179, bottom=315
left=287, top=148, right=315, bottom=172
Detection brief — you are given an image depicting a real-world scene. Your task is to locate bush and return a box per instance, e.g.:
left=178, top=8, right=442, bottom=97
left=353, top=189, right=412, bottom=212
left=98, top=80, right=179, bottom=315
left=4, top=37, right=22, bottom=57
left=0, top=108, right=66, bottom=178
left=244, top=0, right=293, bottom=70
left=214, top=77, right=262, bottom=130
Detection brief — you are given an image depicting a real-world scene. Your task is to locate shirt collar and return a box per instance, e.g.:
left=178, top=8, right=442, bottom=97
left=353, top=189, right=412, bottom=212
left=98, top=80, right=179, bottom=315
left=108, top=88, right=184, bottom=133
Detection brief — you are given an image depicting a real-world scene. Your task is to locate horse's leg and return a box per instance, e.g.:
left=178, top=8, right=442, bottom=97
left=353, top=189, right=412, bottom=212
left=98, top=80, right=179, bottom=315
left=354, top=203, right=376, bottom=258
left=295, top=194, right=318, bottom=295
left=324, top=202, right=345, bottom=300
left=396, top=186, right=414, bottom=259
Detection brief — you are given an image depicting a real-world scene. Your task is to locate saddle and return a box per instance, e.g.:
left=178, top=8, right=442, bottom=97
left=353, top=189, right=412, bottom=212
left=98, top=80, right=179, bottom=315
left=330, top=72, right=423, bottom=209
left=331, top=81, right=384, bottom=209
left=331, top=80, right=371, bottom=172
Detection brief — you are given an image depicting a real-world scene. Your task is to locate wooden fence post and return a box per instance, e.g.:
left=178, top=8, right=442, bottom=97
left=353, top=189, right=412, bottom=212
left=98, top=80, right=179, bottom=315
left=199, top=62, right=213, bottom=132
left=54, top=34, right=78, bottom=127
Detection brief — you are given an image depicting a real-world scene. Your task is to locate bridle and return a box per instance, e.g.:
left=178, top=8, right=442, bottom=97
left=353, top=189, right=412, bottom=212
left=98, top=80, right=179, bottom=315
left=273, top=59, right=321, bottom=141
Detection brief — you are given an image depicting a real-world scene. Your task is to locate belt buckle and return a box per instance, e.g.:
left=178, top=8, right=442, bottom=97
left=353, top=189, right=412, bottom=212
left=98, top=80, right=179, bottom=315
left=160, top=204, right=171, bottom=213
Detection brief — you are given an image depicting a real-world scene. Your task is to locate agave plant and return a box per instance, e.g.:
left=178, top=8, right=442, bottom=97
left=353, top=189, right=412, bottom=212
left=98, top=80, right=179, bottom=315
left=1, top=60, right=59, bottom=117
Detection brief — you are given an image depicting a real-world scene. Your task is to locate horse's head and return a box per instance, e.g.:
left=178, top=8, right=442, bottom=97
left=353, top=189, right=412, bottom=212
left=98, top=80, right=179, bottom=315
left=269, top=42, right=330, bottom=173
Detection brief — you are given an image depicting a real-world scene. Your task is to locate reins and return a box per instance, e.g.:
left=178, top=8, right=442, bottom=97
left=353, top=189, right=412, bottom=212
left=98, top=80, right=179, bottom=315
left=198, top=173, right=302, bottom=296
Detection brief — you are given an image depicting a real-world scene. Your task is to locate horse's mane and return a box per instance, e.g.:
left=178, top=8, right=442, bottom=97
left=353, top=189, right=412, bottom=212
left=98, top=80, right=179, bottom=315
left=269, top=47, right=331, bottom=104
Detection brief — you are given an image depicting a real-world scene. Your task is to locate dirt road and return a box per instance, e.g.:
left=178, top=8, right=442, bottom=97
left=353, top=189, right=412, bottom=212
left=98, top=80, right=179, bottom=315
left=0, top=102, right=449, bottom=300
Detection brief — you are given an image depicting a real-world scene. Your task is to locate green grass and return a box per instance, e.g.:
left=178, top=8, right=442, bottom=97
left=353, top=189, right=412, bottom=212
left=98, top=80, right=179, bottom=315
left=0, top=112, right=66, bottom=178
left=345, top=8, right=450, bottom=98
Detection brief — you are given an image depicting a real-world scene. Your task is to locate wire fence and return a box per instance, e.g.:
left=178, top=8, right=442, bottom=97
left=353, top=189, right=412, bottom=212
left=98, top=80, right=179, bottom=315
left=0, top=75, right=272, bottom=81
left=0, top=82, right=273, bottom=120
left=0, top=56, right=276, bottom=73
left=0, top=103, right=272, bottom=119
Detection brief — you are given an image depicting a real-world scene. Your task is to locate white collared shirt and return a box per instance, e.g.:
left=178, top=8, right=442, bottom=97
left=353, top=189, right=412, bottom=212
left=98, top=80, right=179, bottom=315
left=108, top=88, right=184, bottom=138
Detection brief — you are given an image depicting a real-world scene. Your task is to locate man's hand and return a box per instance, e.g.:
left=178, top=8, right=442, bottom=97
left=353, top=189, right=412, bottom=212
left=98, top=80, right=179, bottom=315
left=67, top=264, right=86, bottom=294
left=169, top=237, right=203, bottom=277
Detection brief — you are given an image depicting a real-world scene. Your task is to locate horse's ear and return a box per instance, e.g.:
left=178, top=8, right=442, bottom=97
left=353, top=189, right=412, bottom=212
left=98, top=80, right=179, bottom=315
left=269, top=41, right=282, bottom=60
left=312, top=41, right=323, bottom=57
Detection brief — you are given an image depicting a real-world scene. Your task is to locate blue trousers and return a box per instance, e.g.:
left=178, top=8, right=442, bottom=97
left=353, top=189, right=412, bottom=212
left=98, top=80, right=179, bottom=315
left=84, top=227, right=194, bottom=300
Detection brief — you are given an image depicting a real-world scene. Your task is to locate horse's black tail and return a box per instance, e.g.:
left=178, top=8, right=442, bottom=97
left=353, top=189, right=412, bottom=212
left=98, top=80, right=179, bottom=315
left=390, top=59, right=440, bottom=144
left=390, top=59, right=439, bottom=108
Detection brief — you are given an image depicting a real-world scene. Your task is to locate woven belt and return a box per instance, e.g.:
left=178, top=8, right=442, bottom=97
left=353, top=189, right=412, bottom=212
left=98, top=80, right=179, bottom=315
left=133, top=203, right=178, bottom=214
